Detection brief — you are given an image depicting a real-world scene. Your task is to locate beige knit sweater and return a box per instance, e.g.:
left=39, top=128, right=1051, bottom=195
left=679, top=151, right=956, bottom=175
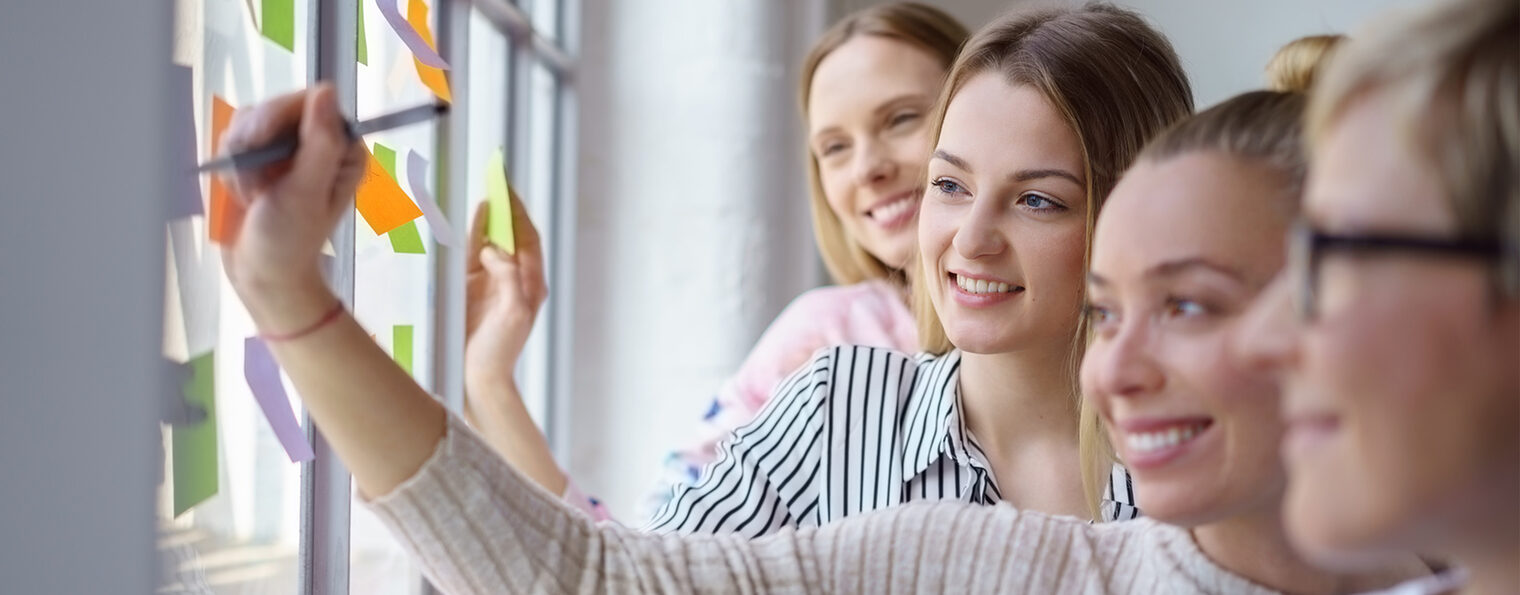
left=367, top=413, right=1279, bottom=594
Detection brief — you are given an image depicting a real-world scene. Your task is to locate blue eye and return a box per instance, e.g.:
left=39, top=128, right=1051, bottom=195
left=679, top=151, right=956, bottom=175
left=1019, top=193, right=1064, bottom=211
left=1085, top=304, right=1116, bottom=327
left=1167, top=298, right=1207, bottom=318
left=931, top=178, right=966, bottom=196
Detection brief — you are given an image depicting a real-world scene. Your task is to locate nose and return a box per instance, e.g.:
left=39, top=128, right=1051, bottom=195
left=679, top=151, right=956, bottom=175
left=852, top=137, right=898, bottom=188
left=950, top=198, right=1006, bottom=260
left=1090, top=319, right=1166, bottom=399
left=1232, top=274, right=1301, bottom=375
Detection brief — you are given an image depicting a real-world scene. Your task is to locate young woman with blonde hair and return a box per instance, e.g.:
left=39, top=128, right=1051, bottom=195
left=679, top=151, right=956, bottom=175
left=461, top=2, right=968, bottom=520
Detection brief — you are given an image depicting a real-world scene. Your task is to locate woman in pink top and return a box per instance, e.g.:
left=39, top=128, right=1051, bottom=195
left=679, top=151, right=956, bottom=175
left=460, top=3, right=967, bottom=521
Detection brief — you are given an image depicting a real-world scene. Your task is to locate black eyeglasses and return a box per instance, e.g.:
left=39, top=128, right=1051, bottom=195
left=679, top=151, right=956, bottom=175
left=1288, top=221, right=1510, bottom=321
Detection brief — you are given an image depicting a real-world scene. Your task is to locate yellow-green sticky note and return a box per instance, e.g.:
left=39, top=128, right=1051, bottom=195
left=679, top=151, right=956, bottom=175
left=485, top=148, right=515, bottom=254
left=261, top=0, right=295, bottom=52
left=389, top=220, right=426, bottom=254
left=357, top=0, right=368, bottom=65
left=172, top=352, right=218, bottom=517
left=393, top=325, right=414, bottom=376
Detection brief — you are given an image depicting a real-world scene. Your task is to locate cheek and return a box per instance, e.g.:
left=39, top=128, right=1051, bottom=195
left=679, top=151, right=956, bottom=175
left=818, top=166, right=856, bottom=222
left=1020, top=222, right=1090, bottom=304
left=916, top=202, right=956, bottom=263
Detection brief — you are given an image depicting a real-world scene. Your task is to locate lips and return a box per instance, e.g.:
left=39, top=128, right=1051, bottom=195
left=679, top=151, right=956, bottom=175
left=864, top=191, right=919, bottom=229
left=1112, top=417, right=1215, bottom=469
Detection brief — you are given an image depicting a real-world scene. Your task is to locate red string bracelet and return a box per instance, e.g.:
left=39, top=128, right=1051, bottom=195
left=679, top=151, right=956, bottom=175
left=260, top=300, right=346, bottom=342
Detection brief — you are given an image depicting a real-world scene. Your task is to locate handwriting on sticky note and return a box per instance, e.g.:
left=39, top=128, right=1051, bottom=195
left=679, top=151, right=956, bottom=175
left=208, top=96, right=246, bottom=244
left=356, top=144, right=424, bottom=235
left=485, top=148, right=515, bottom=254
left=407, top=0, right=452, bottom=102
left=244, top=337, right=316, bottom=463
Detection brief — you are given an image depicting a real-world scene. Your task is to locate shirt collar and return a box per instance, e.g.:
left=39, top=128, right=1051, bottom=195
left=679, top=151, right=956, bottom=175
left=900, top=350, right=987, bottom=478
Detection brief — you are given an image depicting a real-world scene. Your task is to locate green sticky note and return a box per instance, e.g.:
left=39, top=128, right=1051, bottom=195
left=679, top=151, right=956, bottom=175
left=374, top=144, right=426, bottom=254
left=485, top=148, right=515, bottom=253
left=374, top=142, right=398, bottom=177
left=393, top=325, right=414, bottom=376
left=172, top=352, right=218, bottom=517
left=261, top=0, right=295, bottom=52
left=357, top=0, right=368, bottom=65
left=388, top=220, right=426, bottom=253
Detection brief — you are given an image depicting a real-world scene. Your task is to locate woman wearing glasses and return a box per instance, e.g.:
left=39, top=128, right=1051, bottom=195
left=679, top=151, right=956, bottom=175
left=1237, top=0, right=1518, bottom=593
left=210, top=27, right=1439, bottom=586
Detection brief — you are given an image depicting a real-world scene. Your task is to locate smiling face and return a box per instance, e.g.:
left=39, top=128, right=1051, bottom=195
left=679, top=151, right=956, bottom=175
left=1083, top=152, right=1292, bottom=527
left=808, top=35, right=946, bottom=270
left=1237, top=91, right=1520, bottom=558
left=918, top=75, right=1089, bottom=355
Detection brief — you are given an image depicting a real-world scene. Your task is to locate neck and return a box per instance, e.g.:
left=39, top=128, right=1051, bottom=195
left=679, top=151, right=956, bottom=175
left=1450, top=527, right=1520, bottom=595
left=1194, top=504, right=1419, bottom=595
left=957, top=346, right=1078, bottom=456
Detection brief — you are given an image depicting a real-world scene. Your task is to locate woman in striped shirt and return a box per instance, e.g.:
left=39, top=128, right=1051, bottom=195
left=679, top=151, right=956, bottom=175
left=643, top=3, right=1193, bottom=536
left=459, top=3, right=968, bottom=522
left=212, top=74, right=1433, bottom=593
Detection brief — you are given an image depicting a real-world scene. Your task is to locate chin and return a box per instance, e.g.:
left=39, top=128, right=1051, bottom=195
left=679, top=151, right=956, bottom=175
left=943, top=327, right=1017, bottom=354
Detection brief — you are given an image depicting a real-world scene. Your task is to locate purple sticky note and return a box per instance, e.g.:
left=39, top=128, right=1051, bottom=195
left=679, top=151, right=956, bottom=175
left=375, top=0, right=450, bottom=70
left=243, top=337, right=316, bottom=463
left=170, top=64, right=204, bottom=219
left=405, top=150, right=458, bottom=247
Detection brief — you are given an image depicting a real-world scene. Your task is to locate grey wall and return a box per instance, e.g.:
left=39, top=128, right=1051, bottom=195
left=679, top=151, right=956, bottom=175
left=841, top=0, right=1417, bottom=106
left=0, top=4, right=167, bottom=593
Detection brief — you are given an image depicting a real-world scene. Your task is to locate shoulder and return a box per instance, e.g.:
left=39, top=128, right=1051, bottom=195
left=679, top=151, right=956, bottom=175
left=744, top=346, right=931, bottom=436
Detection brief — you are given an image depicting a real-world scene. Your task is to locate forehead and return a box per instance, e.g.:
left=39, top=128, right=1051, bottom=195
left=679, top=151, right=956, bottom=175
left=1093, top=153, right=1290, bottom=284
left=1306, top=91, right=1456, bottom=234
left=935, top=74, right=1083, bottom=177
left=807, top=35, right=945, bottom=130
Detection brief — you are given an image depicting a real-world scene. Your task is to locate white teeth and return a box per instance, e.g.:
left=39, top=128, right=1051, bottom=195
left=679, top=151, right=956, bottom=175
left=870, top=198, right=915, bottom=222
left=954, top=275, right=1018, bottom=295
left=1125, top=423, right=1207, bottom=454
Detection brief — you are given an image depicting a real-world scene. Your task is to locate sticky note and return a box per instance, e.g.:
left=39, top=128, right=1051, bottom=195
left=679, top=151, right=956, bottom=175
left=389, top=221, right=426, bottom=254
left=485, top=148, right=515, bottom=253
left=172, top=352, right=218, bottom=517
left=393, top=325, right=414, bottom=376
left=261, top=0, right=295, bottom=51
left=407, top=0, right=452, bottom=102
left=357, top=0, right=368, bottom=65
left=170, top=64, right=203, bottom=219
left=405, top=150, right=458, bottom=247
left=377, top=0, right=449, bottom=69
left=355, top=143, right=424, bottom=235
left=208, top=96, right=246, bottom=244
left=168, top=219, right=220, bottom=359
left=243, top=338, right=316, bottom=463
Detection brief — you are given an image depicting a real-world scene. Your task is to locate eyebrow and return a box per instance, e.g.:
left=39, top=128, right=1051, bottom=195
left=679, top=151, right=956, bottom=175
left=931, top=150, right=1084, bottom=187
left=1087, top=258, right=1246, bottom=286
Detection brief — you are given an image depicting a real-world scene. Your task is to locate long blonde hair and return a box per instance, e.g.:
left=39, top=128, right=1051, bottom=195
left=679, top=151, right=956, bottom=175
left=799, top=3, right=969, bottom=285
left=901, top=3, right=1194, bottom=519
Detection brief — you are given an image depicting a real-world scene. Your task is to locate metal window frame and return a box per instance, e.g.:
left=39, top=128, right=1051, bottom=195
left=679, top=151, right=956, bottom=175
left=291, top=1, right=578, bottom=593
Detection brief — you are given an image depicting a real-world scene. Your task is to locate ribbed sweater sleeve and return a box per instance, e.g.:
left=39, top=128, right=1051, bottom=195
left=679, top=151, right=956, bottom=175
left=367, top=412, right=1278, bottom=595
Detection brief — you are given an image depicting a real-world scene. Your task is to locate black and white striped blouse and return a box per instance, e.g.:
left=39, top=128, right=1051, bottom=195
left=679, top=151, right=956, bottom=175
left=644, top=346, right=1141, bottom=536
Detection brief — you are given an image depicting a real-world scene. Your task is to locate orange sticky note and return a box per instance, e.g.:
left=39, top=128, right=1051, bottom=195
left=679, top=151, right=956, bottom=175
left=355, top=147, right=424, bottom=235
left=408, top=0, right=452, bottom=103
left=208, top=96, right=246, bottom=244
